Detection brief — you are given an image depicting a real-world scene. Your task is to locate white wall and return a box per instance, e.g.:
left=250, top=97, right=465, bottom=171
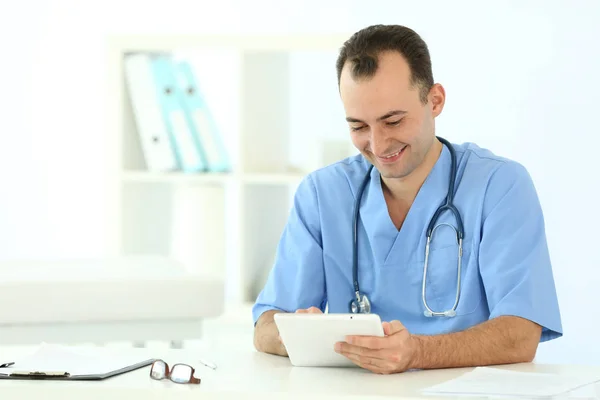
left=1, top=0, right=598, bottom=364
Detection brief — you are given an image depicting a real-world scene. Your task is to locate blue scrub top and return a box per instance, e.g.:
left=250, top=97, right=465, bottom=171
left=252, top=141, right=563, bottom=342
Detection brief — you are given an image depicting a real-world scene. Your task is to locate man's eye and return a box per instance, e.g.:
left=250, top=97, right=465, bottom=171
left=351, top=126, right=366, bottom=132
left=387, top=119, right=402, bottom=126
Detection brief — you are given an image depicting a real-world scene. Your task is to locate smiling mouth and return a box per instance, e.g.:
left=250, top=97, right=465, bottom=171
left=375, top=146, right=407, bottom=162
left=382, top=149, right=402, bottom=158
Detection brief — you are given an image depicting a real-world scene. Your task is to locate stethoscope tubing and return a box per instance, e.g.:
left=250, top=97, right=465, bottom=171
left=351, top=136, right=464, bottom=316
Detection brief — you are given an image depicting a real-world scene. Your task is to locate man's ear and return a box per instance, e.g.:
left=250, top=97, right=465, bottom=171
left=429, top=83, right=446, bottom=118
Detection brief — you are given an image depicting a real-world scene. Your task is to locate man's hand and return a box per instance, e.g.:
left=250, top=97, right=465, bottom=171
left=334, top=316, right=541, bottom=373
left=254, top=310, right=288, bottom=356
left=334, top=320, right=417, bottom=375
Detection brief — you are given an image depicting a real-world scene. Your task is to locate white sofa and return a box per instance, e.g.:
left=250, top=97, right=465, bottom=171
left=0, top=256, right=224, bottom=347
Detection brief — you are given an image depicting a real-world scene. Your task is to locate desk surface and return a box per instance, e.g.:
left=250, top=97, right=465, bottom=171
left=1, top=344, right=599, bottom=400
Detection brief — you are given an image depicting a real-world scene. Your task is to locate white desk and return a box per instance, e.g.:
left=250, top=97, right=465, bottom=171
left=1, top=344, right=599, bottom=400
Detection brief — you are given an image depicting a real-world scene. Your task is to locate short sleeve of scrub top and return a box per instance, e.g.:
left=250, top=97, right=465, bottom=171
left=478, top=160, right=562, bottom=341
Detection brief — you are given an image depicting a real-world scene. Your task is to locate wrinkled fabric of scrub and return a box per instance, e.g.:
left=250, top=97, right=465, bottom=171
left=252, top=142, right=563, bottom=342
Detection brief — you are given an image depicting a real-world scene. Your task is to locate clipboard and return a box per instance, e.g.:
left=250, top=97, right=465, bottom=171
left=0, top=358, right=156, bottom=381
left=0, top=343, right=157, bottom=381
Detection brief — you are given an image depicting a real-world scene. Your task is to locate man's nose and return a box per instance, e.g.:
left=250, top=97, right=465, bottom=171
left=369, top=128, right=387, bottom=157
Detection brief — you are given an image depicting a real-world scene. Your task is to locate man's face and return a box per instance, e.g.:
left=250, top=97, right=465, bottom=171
left=339, top=51, right=443, bottom=180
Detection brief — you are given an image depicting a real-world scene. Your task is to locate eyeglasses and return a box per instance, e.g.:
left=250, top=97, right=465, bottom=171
left=149, top=360, right=201, bottom=384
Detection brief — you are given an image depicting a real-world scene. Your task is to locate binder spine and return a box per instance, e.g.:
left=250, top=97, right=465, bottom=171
left=151, top=55, right=207, bottom=173
left=176, top=60, right=231, bottom=173
left=123, top=54, right=178, bottom=172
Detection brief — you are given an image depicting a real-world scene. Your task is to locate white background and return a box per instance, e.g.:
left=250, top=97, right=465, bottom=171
left=0, top=0, right=598, bottom=365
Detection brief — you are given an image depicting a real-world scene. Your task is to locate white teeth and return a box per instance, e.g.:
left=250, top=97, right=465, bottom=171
left=384, top=148, right=403, bottom=158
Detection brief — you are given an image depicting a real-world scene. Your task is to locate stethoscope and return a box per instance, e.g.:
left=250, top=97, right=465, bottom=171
left=349, top=136, right=465, bottom=317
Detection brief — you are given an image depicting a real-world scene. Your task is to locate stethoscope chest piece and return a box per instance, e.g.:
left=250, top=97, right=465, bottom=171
left=349, top=292, right=371, bottom=314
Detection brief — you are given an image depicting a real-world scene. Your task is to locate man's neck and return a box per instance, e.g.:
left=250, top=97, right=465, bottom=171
left=381, top=137, right=443, bottom=203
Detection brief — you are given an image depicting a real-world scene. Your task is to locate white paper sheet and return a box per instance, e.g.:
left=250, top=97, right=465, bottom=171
left=0, top=343, right=152, bottom=376
left=421, top=366, right=600, bottom=399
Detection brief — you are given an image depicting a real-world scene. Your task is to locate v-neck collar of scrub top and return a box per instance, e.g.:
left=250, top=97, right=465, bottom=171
left=359, top=143, right=453, bottom=268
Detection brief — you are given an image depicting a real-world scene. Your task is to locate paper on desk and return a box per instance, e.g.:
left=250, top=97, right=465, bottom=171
left=421, top=366, right=600, bottom=398
left=0, top=343, right=152, bottom=376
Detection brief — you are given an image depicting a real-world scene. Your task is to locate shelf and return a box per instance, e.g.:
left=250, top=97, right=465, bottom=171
left=121, top=171, right=307, bottom=186
left=122, top=171, right=233, bottom=185
left=241, top=172, right=305, bottom=185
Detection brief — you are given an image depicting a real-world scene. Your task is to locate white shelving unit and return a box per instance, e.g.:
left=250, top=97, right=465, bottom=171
left=106, top=33, right=353, bottom=307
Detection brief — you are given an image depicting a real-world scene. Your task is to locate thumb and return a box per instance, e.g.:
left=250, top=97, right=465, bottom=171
left=382, top=321, right=392, bottom=336
left=383, top=320, right=404, bottom=336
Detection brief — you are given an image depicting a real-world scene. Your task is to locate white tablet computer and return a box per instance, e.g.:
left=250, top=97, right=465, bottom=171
left=274, top=313, right=384, bottom=367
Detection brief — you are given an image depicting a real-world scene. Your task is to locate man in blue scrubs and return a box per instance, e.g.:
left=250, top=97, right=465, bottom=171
left=252, top=24, right=562, bottom=374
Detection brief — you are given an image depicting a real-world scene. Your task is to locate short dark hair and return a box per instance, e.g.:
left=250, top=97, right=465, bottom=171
left=336, top=24, right=434, bottom=104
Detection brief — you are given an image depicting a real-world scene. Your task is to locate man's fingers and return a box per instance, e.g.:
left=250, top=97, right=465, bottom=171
left=382, top=321, right=392, bottom=336
left=335, top=343, right=401, bottom=374
left=341, top=352, right=394, bottom=374
left=389, top=320, right=406, bottom=333
left=382, top=320, right=406, bottom=336
left=295, top=307, right=322, bottom=314
left=345, top=334, right=389, bottom=349
left=345, top=320, right=407, bottom=349
left=335, top=342, right=387, bottom=359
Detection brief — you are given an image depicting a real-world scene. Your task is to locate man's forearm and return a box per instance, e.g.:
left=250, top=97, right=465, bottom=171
left=253, top=310, right=288, bottom=357
left=410, top=316, right=542, bottom=370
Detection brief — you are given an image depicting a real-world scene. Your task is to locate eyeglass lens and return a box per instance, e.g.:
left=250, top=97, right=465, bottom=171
left=170, top=364, right=193, bottom=383
left=150, top=360, right=194, bottom=384
left=150, top=360, right=167, bottom=380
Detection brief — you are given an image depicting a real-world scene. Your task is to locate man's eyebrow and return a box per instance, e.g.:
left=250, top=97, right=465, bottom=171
left=345, top=110, right=407, bottom=124
left=377, top=110, right=407, bottom=121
